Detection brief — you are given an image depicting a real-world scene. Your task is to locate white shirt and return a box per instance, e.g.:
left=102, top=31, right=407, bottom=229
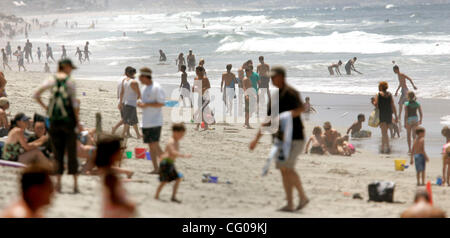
left=140, top=82, right=165, bottom=128
left=117, top=76, right=127, bottom=102
left=122, top=79, right=138, bottom=107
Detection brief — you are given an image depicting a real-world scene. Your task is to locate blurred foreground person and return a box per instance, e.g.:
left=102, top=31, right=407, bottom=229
left=1, top=166, right=54, bottom=218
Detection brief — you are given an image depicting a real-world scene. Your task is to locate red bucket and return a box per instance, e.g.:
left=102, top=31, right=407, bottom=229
left=135, top=148, right=147, bottom=159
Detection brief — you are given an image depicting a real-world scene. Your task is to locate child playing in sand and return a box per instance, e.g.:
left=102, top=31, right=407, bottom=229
left=304, top=126, right=327, bottom=155
left=155, top=123, right=191, bottom=203
left=304, top=97, right=316, bottom=113
left=336, top=137, right=352, bottom=156
left=347, top=114, right=371, bottom=138
left=410, top=127, right=429, bottom=186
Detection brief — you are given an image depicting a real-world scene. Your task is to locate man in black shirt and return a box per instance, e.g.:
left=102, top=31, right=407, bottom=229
left=249, top=66, right=309, bottom=212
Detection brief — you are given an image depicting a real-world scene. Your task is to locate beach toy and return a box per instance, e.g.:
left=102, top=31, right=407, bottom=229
left=394, top=159, right=407, bottom=171
left=201, top=121, right=205, bottom=129
left=145, top=151, right=151, bottom=160
left=135, top=147, right=147, bottom=159
left=208, top=176, right=218, bottom=183
left=426, top=181, right=433, bottom=205
left=125, top=151, right=132, bottom=159
left=348, top=143, right=355, bottom=153
left=165, top=100, right=179, bottom=107
left=437, top=177, right=443, bottom=186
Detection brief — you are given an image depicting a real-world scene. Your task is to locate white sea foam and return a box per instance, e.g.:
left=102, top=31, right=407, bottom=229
left=216, top=31, right=450, bottom=56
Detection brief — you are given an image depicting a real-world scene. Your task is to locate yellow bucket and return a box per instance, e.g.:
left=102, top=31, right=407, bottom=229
left=395, top=159, right=407, bottom=171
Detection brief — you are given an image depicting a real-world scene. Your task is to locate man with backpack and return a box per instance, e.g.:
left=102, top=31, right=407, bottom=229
left=34, top=59, right=81, bottom=193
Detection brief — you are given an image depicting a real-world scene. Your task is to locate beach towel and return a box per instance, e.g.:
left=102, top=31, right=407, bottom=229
left=262, top=111, right=293, bottom=176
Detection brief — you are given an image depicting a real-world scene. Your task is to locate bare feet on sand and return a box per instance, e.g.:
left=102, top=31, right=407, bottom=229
left=296, top=198, right=309, bottom=211
left=278, top=205, right=295, bottom=212
left=171, top=197, right=182, bottom=203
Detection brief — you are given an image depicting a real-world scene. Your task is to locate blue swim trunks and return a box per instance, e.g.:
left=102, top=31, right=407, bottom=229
left=414, top=154, right=426, bottom=172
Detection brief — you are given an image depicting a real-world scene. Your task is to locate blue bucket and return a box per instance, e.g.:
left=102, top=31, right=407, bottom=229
left=165, top=100, right=179, bottom=107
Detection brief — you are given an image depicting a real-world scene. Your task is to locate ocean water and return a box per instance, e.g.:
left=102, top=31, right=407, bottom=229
left=17, top=3, right=450, bottom=123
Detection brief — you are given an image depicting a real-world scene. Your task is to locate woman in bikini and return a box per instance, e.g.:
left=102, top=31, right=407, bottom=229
left=3, top=113, right=51, bottom=167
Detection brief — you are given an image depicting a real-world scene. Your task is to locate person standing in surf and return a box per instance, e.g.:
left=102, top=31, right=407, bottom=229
left=257, top=56, right=271, bottom=102
left=393, top=65, right=418, bottom=128
left=83, top=42, right=91, bottom=63
left=345, top=57, right=359, bottom=75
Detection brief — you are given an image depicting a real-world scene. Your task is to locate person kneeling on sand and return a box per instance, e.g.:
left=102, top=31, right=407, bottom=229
left=346, top=114, right=371, bottom=138
left=304, top=126, right=328, bottom=155
left=250, top=66, right=309, bottom=212
left=95, top=134, right=136, bottom=218
left=401, top=189, right=446, bottom=218
left=155, top=123, right=191, bottom=203
left=1, top=165, right=54, bottom=218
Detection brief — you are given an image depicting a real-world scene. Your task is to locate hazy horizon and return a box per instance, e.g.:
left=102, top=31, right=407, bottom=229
left=2, top=0, right=450, bottom=15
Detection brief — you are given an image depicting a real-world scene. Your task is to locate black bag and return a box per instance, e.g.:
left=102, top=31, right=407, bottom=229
left=368, top=181, right=395, bottom=202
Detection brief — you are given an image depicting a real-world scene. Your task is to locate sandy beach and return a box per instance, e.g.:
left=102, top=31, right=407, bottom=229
left=0, top=70, right=449, bottom=218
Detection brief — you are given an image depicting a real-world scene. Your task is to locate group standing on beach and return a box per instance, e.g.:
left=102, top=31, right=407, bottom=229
left=2, top=38, right=93, bottom=73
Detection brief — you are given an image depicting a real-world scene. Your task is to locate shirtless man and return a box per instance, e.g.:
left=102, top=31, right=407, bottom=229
left=242, top=67, right=254, bottom=129
left=323, top=121, right=339, bottom=154
left=221, top=64, right=237, bottom=114
left=237, top=60, right=251, bottom=111
left=193, top=66, right=211, bottom=131
left=1, top=166, right=54, bottom=218
left=328, top=60, right=342, bottom=76
left=257, top=56, right=270, bottom=101
left=187, top=49, right=196, bottom=71
left=401, top=189, right=446, bottom=218
left=393, top=65, right=418, bottom=127
left=345, top=57, right=359, bottom=75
